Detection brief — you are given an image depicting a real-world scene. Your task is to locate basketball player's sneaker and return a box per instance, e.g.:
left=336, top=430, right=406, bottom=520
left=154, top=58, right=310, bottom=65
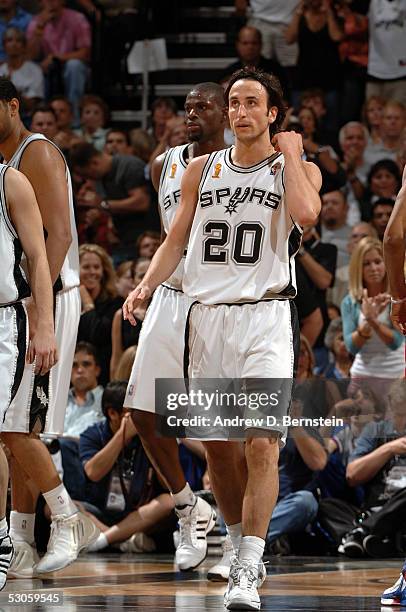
left=175, top=496, right=216, bottom=571
left=8, top=540, right=39, bottom=578
left=207, top=535, right=267, bottom=585
left=224, top=555, right=266, bottom=610
left=0, top=534, right=14, bottom=590
left=35, top=512, right=99, bottom=574
left=381, top=564, right=406, bottom=606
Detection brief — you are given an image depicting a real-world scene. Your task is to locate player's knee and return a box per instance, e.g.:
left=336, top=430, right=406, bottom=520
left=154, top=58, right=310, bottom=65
left=245, top=436, right=279, bottom=463
left=204, top=440, right=232, bottom=462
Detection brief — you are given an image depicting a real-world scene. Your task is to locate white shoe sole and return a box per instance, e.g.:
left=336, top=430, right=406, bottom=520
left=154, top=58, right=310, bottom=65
left=177, top=508, right=217, bottom=572
left=225, top=595, right=261, bottom=610
left=207, top=570, right=229, bottom=582
left=36, top=522, right=100, bottom=574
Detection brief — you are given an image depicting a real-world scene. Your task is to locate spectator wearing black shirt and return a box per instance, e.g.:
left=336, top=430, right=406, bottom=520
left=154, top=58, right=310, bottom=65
left=70, top=142, right=151, bottom=265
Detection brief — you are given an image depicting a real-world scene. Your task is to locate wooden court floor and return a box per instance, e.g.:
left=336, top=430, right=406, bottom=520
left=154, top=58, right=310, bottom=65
left=1, top=553, right=402, bottom=611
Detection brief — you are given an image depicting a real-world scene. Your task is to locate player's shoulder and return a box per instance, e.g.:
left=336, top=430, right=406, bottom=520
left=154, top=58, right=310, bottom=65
left=20, top=136, right=65, bottom=169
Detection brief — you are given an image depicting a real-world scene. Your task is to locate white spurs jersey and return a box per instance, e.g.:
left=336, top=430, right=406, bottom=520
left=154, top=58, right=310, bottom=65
left=158, top=143, right=189, bottom=289
left=183, top=147, right=302, bottom=305
left=8, top=133, right=79, bottom=293
left=0, top=164, right=30, bottom=305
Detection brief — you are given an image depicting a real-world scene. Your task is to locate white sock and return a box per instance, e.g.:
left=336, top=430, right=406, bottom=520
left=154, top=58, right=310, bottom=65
left=0, top=516, right=8, bottom=539
left=9, top=511, right=35, bottom=544
left=87, top=532, right=108, bottom=552
left=226, top=522, right=242, bottom=553
left=239, top=535, right=265, bottom=565
left=172, top=483, right=196, bottom=510
left=42, top=484, right=77, bottom=518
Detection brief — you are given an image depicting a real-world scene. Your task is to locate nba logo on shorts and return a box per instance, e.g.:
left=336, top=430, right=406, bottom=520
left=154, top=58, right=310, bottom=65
left=169, top=163, right=177, bottom=179
left=212, top=163, right=222, bottom=178
left=128, top=385, right=134, bottom=396
left=270, top=162, right=281, bottom=175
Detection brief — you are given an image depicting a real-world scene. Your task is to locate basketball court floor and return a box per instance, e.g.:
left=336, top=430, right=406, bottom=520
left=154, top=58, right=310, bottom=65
left=1, top=553, right=401, bottom=611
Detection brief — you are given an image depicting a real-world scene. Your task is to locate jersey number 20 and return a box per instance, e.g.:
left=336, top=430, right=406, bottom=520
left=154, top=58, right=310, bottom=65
left=202, top=221, right=264, bottom=265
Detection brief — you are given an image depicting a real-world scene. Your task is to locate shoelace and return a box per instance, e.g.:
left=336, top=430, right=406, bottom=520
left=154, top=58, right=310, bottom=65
left=223, top=537, right=233, bottom=554
left=178, top=514, right=198, bottom=548
left=230, top=560, right=258, bottom=592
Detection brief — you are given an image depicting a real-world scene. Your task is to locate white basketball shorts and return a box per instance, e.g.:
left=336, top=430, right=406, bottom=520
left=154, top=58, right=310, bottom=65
left=0, top=303, right=28, bottom=432
left=125, top=284, right=195, bottom=412
left=2, top=286, right=80, bottom=436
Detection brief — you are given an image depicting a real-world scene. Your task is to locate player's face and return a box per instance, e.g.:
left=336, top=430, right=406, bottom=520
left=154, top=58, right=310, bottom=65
left=370, top=169, right=398, bottom=197
left=51, top=99, right=73, bottom=129
left=184, top=92, right=225, bottom=143
left=362, top=248, right=385, bottom=285
left=228, top=79, right=277, bottom=142
left=71, top=351, right=100, bottom=392
left=31, top=111, right=58, bottom=140
left=80, top=252, right=103, bottom=293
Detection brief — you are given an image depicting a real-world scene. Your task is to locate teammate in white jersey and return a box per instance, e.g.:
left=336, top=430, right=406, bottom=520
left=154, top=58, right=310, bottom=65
left=0, top=78, right=98, bottom=578
left=124, top=68, right=321, bottom=610
left=380, top=166, right=406, bottom=607
left=0, top=163, right=57, bottom=590
left=122, top=83, right=227, bottom=571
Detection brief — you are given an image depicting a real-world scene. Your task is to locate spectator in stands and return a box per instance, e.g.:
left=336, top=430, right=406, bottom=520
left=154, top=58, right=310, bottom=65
left=285, top=0, right=344, bottom=130
left=0, top=27, right=43, bottom=117
left=114, top=345, right=137, bottom=382
left=219, top=26, right=288, bottom=97
left=328, top=221, right=378, bottom=308
left=339, top=121, right=370, bottom=224
left=135, top=231, right=160, bottom=259
left=0, top=0, right=32, bottom=62
left=110, top=257, right=151, bottom=380
left=129, top=128, right=155, bottom=164
left=70, top=142, right=150, bottom=264
left=364, top=101, right=406, bottom=167
left=336, top=0, right=368, bottom=125
left=369, top=199, right=395, bottom=242
left=75, top=94, right=109, bottom=151
left=341, top=237, right=404, bottom=386
left=115, top=261, right=134, bottom=300
left=77, top=244, right=123, bottom=385
left=80, top=381, right=175, bottom=553
left=75, top=183, right=119, bottom=254
left=149, top=97, right=177, bottom=145
left=366, top=0, right=406, bottom=106
left=149, top=116, right=187, bottom=165
left=327, top=302, right=340, bottom=320
left=104, top=129, right=133, bottom=156
left=50, top=94, right=79, bottom=150
left=365, top=159, right=402, bottom=209
left=30, top=103, right=60, bottom=141
left=362, top=95, right=385, bottom=147
left=296, top=334, right=316, bottom=381
left=300, top=88, right=337, bottom=147
left=321, top=189, right=351, bottom=268
left=294, top=263, right=324, bottom=348
left=27, top=0, right=91, bottom=125
left=322, top=318, right=353, bottom=380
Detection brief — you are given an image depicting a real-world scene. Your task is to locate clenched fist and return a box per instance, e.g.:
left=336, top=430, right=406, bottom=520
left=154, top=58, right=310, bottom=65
left=273, top=131, right=304, bottom=158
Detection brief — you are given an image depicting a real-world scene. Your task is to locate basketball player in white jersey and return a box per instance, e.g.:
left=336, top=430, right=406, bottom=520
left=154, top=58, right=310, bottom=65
left=0, top=163, right=57, bottom=589
left=0, top=78, right=98, bottom=577
left=124, top=68, right=321, bottom=610
left=380, top=166, right=406, bottom=607
left=121, top=83, right=228, bottom=571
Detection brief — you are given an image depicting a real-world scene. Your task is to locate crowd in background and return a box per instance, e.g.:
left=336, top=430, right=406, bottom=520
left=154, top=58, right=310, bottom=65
left=2, top=0, right=406, bottom=559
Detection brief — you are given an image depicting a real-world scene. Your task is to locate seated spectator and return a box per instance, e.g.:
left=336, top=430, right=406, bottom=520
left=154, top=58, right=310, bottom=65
left=362, top=95, right=386, bottom=147
left=77, top=243, right=123, bottom=385
left=135, top=230, right=160, bottom=259
left=129, top=128, right=155, bottom=164
left=339, top=121, right=370, bottom=224
left=70, top=142, right=150, bottom=264
left=75, top=183, right=119, bottom=254
left=110, top=257, right=151, bottom=379
left=321, top=317, right=353, bottom=380
left=296, top=334, right=316, bottom=381
left=300, top=87, right=338, bottom=148
left=0, top=0, right=32, bottom=63
left=363, top=159, right=401, bottom=218
left=294, top=263, right=323, bottom=348
left=364, top=101, right=406, bottom=167
left=328, top=221, right=378, bottom=307
left=115, top=261, right=134, bottom=300
left=321, top=189, right=351, bottom=268
left=80, top=381, right=175, bottom=553
left=285, top=0, right=344, bottom=130
left=149, top=116, right=187, bottom=165
left=30, top=103, right=59, bottom=141
left=27, top=0, right=91, bottom=125
left=149, top=96, right=177, bottom=146
left=64, top=341, right=103, bottom=437
left=59, top=341, right=103, bottom=499
left=50, top=94, right=79, bottom=151
left=114, top=345, right=137, bottom=382
left=370, top=198, right=395, bottom=242
left=75, top=94, right=109, bottom=151
left=341, top=237, right=404, bottom=387
left=327, top=302, right=340, bottom=320
left=104, top=129, right=133, bottom=156
left=0, top=27, right=43, bottom=117
left=219, top=26, right=288, bottom=97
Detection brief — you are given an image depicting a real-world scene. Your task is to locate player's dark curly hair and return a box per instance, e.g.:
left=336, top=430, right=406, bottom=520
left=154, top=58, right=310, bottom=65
left=0, top=76, right=21, bottom=104
left=224, top=67, right=286, bottom=136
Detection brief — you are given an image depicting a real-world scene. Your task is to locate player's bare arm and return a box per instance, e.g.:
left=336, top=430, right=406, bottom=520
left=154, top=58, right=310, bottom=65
left=19, top=141, right=72, bottom=286
left=151, top=152, right=167, bottom=193
left=5, top=168, right=57, bottom=374
left=123, top=155, right=208, bottom=325
left=275, top=131, right=322, bottom=226
left=383, top=166, right=406, bottom=332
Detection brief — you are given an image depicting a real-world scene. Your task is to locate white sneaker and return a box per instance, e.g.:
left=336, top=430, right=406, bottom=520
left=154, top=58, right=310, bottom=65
left=175, top=496, right=216, bottom=571
left=224, top=556, right=265, bottom=610
left=35, top=512, right=99, bottom=574
left=207, top=536, right=267, bottom=585
left=8, top=540, right=39, bottom=578
left=0, top=535, right=14, bottom=590
left=119, top=532, right=156, bottom=553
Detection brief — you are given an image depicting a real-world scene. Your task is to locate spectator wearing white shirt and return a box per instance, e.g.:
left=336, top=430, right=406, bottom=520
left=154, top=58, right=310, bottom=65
left=0, top=27, right=43, bottom=116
